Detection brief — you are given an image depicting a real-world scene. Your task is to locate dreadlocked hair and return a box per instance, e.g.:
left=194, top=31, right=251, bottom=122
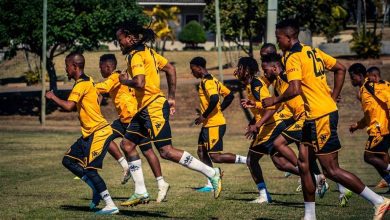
left=237, top=57, right=259, bottom=76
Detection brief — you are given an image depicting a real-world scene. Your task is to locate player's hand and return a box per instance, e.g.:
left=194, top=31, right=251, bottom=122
left=349, top=123, right=358, bottom=133
left=332, top=94, right=342, bottom=103
left=245, top=124, right=258, bottom=139
left=241, top=99, right=255, bottom=108
left=195, top=115, right=206, bottom=125
left=45, top=90, right=55, bottom=100
left=119, top=70, right=129, bottom=84
left=262, top=97, right=276, bottom=108
left=168, top=98, right=176, bottom=115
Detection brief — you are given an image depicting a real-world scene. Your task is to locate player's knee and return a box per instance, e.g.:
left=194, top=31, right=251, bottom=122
left=85, top=169, right=107, bottom=193
left=62, top=156, right=76, bottom=170
left=159, top=147, right=173, bottom=160
left=120, top=138, right=134, bottom=152
left=210, top=153, right=221, bottom=163
left=363, top=153, right=373, bottom=164
left=322, top=167, right=338, bottom=181
left=297, top=159, right=309, bottom=173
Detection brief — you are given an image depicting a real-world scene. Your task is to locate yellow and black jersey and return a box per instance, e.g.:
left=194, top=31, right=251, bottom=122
left=283, top=43, right=337, bottom=120
left=198, top=74, right=231, bottom=127
left=357, top=79, right=390, bottom=136
left=96, top=71, right=138, bottom=124
left=274, top=71, right=306, bottom=121
left=246, top=76, right=281, bottom=123
left=68, top=74, right=109, bottom=138
left=125, top=44, right=168, bottom=110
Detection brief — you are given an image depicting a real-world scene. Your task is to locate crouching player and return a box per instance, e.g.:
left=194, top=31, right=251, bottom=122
left=45, top=52, right=118, bottom=214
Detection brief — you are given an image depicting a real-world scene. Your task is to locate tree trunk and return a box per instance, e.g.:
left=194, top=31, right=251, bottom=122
left=24, top=49, right=32, bottom=72
left=46, top=57, right=57, bottom=91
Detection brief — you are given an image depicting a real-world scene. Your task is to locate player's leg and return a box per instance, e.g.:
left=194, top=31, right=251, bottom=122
left=108, top=119, right=130, bottom=181
left=315, top=112, right=389, bottom=219
left=271, top=152, right=299, bottom=175
left=140, top=143, right=170, bottom=203
left=88, top=127, right=119, bottom=214
left=120, top=114, right=150, bottom=206
left=149, top=98, right=222, bottom=198
left=195, top=129, right=214, bottom=192
left=364, top=152, right=390, bottom=187
left=246, top=150, right=271, bottom=203
left=207, top=125, right=247, bottom=164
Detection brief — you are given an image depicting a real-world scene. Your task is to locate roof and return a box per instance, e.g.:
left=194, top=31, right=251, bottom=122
left=138, top=0, right=206, bottom=6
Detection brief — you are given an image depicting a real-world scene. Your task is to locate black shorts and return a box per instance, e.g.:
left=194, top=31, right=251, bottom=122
left=282, top=118, right=304, bottom=145
left=198, top=125, right=226, bottom=152
left=365, top=134, right=390, bottom=154
left=65, top=126, right=112, bottom=169
left=250, top=120, right=287, bottom=156
left=125, top=97, right=172, bottom=149
left=111, top=119, right=152, bottom=152
left=301, top=111, right=342, bottom=155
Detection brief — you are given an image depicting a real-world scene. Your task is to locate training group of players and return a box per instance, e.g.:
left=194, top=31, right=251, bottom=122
left=45, top=19, right=390, bottom=219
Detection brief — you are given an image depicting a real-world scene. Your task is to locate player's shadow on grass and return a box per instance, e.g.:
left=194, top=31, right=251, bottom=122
left=60, top=205, right=171, bottom=218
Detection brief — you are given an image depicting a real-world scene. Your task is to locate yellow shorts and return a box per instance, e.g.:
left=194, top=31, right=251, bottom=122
left=301, top=111, right=341, bottom=155
left=198, top=125, right=226, bottom=152
left=365, top=134, right=390, bottom=154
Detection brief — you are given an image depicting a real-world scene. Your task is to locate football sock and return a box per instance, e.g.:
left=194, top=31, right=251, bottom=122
left=156, top=176, right=167, bottom=189
left=128, top=159, right=147, bottom=195
left=360, top=186, right=384, bottom=206
left=387, top=164, right=390, bottom=171
left=257, top=182, right=271, bottom=201
left=179, top=151, right=215, bottom=178
left=206, top=179, right=212, bottom=187
left=117, top=157, right=129, bottom=172
left=100, top=190, right=116, bottom=208
left=235, top=155, right=247, bottom=164
left=338, top=183, right=346, bottom=195
left=304, top=202, right=316, bottom=220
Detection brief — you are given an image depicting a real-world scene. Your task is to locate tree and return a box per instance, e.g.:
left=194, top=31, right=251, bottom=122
left=178, top=21, right=207, bottom=48
left=278, top=0, right=348, bottom=42
left=203, top=0, right=267, bottom=57
left=0, top=0, right=148, bottom=91
left=145, top=5, right=180, bottom=55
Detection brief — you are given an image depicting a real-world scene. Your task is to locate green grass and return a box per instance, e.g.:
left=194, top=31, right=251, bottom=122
left=0, top=123, right=388, bottom=219
left=1, top=59, right=390, bottom=219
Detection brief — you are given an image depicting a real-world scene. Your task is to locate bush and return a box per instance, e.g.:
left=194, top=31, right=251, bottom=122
left=350, top=30, right=381, bottom=59
left=178, top=21, right=206, bottom=48
left=23, top=68, right=40, bottom=86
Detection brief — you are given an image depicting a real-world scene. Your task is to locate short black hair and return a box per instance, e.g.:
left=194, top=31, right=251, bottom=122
left=66, top=51, right=85, bottom=69
left=237, top=57, right=259, bottom=76
left=261, top=53, right=282, bottom=63
left=100, top=54, right=117, bottom=66
left=348, top=63, right=366, bottom=77
left=276, top=19, right=300, bottom=38
left=261, top=43, right=277, bottom=52
left=190, top=56, right=206, bottom=68
left=367, top=66, right=381, bottom=77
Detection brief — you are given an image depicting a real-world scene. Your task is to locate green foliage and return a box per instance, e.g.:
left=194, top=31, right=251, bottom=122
left=23, top=68, right=40, bottom=86
left=0, top=0, right=148, bottom=89
left=350, top=30, right=382, bottom=59
left=203, top=0, right=266, bottom=56
left=204, top=0, right=347, bottom=49
left=278, top=0, right=348, bottom=42
left=178, top=21, right=206, bottom=47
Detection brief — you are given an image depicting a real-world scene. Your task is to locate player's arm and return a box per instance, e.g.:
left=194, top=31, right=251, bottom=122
left=195, top=81, right=219, bottom=125
left=245, top=109, right=277, bottom=139
left=96, top=73, right=119, bottom=94
left=161, top=62, right=176, bottom=101
left=119, top=72, right=145, bottom=89
left=119, top=54, right=145, bottom=89
left=45, top=91, right=76, bottom=111
left=329, top=61, right=346, bottom=102
left=220, top=84, right=234, bottom=111
left=350, top=115, right=367, bottom=133
left=262, top=80, right=302, bottom=108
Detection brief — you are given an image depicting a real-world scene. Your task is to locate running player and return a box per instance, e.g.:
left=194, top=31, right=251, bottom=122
left=349, top=64, right=390, bottom=193
left=235, top=56, right=314, bottom=204
left=45, top=52, right=119, bottom=214
left=189, top=56, right=247, bottom=192
left=116, top=23, right=222, bottom=206
left=262, top=19, right=390, bottom=220
left=261, top=53, right=352, bottom=206
left=96, top=54, right=170, bottom=202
